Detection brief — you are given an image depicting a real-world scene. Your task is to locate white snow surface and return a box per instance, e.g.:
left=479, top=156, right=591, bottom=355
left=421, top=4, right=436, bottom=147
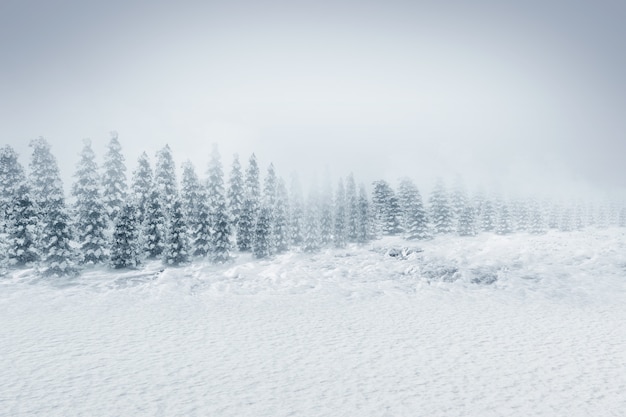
left=1, top=229, right=626, bottom=416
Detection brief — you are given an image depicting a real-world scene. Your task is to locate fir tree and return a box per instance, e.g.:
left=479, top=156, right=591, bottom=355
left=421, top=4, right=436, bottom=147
left=72, top=139, right=108, bottom=265
left=398, top=178, right=429, bottom=240
left=164, top=199, right=190, bottom=266
left=559, top=205, right=573, bottom=232
left=101, top=132, right=127, bottom=223
left=236, top=154, right=260, bottom=251
left=0, top=146, right=26, bottom=229
left=357, top=184, right=371, bottom=244
left=457, top=204, right=477, bottom=236
left=6, top=183, right=39, bottom=266
left=319, top=170, right=334, bottom=246
left=227, top=154, right=244, bottom=228
left=262, top=163, right=278, bottom=253
left=130, top=152, right=153, bottom=224
left=495, top=201, right=513, bottom=235
left=29, top=138, right=77, bottom=276
left=273, top=178, right=290, bottom=253
left=143, top=189, right=166, bottom=259
left=181, top=161, right=211, bottom=257
left=429, top=179, right=454, bottom=234
left=334, top=178, right=347, bottom=248
left=289, top=174, right=305, bottom=247
left=529, top=199, right=545, bottom=234
left=154, top=144, right=178, bottom=217
left=253, top=205, right=273, bottom=258
left=110, top=203, right=141, bottom=269
left=481, top=198, right=497, bottom=232
left=450, top=177, right=468, bottom=223
left=346, top=174, right=359, bottom=241
left=303, top=188, right=320, bottom=253
left=206, top=145, right=231, bottom=262
left=619, top=207, right=626, bottom=228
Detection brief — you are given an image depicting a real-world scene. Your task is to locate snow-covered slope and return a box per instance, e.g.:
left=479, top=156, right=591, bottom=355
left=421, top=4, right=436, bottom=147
left=1, top=229, right=625, bottom=416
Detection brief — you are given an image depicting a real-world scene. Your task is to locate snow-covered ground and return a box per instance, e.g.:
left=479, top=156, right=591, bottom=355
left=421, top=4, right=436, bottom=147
left=1, top=229, right=626, bottom=416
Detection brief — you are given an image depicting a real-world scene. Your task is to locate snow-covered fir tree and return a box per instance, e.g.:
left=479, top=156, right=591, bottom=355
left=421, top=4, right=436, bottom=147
left=181, top=161, right=211, bottom=258
left=495, top=201, right=513, bottom=235
left=143, top=189, right=166, bottom=259
left=528, top=199, right=545, bottom=234
left=110, top=203, right=141, bottom=269
left=559, top=205, right=573, bottom=232
left=101, top=132, right=127, bottom=223
left=154, top=144, right=178, bottom=217
left=262, top=163, right=278, bottom=253
left=236, top=154, right=260, bottom=251
left=319, top=170, right=334, bottom=246
left=164, top=199, right=190, bottom=266
left=130, top=152, right=153, bottom=224
left=333, top=178, right=347, bottom=248
left=227, top=154, right=244, bottom=228
left=619, top=207, right=626, bottom=228
left=303, top=188, right=321, bottom=253
left=6, top=183, right=39, bottom=266
left=273, top=178, right=290, bottom=253
left=206, top=145, right=231, bottom=262
left=253, top=205, right=273, bottom=258
left=398, top=178, right=429, bottom=240
left=29, top=138, right=77, bottom=276
left=357, top=184, right=371, bottom=244
left=372, top=180, right=403, bottom=236
left=429, top=179, right=454, bottom=234
left=450, top=177, right=468, bottom=223
left=72, top=139, right=108, bottom=265
left=289, top=174, right=305, bottom=247
left=573, top=202, right=585, bottom=230
left=457, top=204, right=477, bottom=236
left=481, top=198, right=497, bottom=232
left=512, top=199, right=530, bottom=232
left=346, top=173, right=359, bottom=242
left=0, top=145, right=26, bottom=229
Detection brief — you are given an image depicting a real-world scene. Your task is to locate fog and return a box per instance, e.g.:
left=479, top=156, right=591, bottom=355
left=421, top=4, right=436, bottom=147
left=1, top=0, right=625, bottom=198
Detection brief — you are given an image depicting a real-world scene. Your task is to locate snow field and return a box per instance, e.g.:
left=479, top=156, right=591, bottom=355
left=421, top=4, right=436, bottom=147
left=1, top=229, right=625, bottom=416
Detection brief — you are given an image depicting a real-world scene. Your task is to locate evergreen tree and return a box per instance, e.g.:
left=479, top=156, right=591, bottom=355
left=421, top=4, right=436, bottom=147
left=303, top=188, right=320, bottom=253
left=29, top=138, right=77, bottom=276
left=495, top=201, right=513, bottom=235
left=143, top=189, right=166, bottom=259
left=334, top=178, right=347, bottom=248
left=573, top=202, right=585, bottom=230
left=273, top=178, right=290, bottom=253
left=72, top=139, right=108, bottom=265
left=559, top=205, right=573, bottom=232
left=253, top=205, right=273, bottom=258
left=346, top=173, right=359, bottom=241
left=236, top=154, right=260, bottom=251
left=0, top=146, right=26, bottom=229
left=206, top=145, right=231, bottom=262
left=398, top=178, right=429, bottom=240
left=6, top=183, right=39, bottom=266
left=101, top=132, right=127, bottom=223
left=357, top=184, right=371, bottom=244
left=319, top=170, right=334, bottom=246
left=164, top=199, right=190, bottom=266
left=154, top=144, right=178, bottom=217
left=262, top=163, right=278, bottom=253
left=289, top=174, right=305, bottom=247
left=457, top=204, right=477, bottom=236
left=110, top=203, right=141, bottom=269
left=619, top=207, right=626, bottom=228
left=529, top=199, right=545, bottom=234
left=450, top=177, right=468, bottom=224
left=547, top=202, right=561, bottom=229
left=512, top=198, right=530, bottom=232
left=481, top=198, right=497, bottom=232
left=130, top=152, right=153, bottom=224
left=227, top=154, right=244, bottom=228
left=429, top=179, right=454, bottom=234
left=181, top=161, right=211, bottom=257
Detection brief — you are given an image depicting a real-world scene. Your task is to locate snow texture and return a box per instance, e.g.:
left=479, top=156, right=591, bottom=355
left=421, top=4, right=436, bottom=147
left=1, top=229, right=626, bottom=416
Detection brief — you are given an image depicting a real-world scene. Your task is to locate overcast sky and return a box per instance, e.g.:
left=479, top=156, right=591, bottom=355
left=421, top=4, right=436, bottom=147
left=1, top=0, right=624, bottom=197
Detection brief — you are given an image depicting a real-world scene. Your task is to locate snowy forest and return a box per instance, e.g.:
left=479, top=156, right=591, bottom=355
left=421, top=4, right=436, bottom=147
left=1, top=134, right=624, bottom=277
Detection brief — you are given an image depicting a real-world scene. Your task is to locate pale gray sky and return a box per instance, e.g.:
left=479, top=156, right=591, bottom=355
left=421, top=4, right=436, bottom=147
left=1, top=0, right=624, bottom=196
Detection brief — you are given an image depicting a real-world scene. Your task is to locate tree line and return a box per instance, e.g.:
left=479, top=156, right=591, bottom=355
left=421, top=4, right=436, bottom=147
left=0, top=135, right=624, bottom=276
